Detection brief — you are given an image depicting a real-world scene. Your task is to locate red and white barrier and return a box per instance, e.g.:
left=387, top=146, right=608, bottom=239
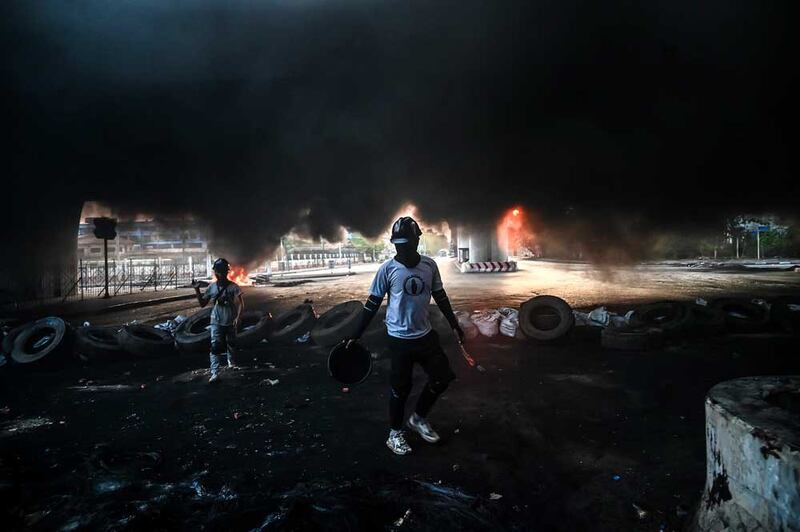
left=460, top=261, right=517, bottom=273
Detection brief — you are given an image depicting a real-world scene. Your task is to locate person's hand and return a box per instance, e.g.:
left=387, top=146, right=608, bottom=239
left=454, top=326, right=465, bottom=344
left=191, top=279, right=201, bottom=290
left=233, top=317, right=240, bottom=330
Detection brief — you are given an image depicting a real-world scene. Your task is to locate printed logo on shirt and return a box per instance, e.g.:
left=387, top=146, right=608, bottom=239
left=403, top=275, right=426, bottom=296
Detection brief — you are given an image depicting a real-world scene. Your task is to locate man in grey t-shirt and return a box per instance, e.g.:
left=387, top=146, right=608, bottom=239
left=192, top=258, right=244, bottom=383
left=347, top=217, right=465, bottom=456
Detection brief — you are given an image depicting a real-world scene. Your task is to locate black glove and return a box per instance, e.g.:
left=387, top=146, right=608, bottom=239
left=454, top=326, right=465, bottom=344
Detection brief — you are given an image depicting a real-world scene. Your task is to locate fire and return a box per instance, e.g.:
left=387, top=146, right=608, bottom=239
left=228, top=265, right=252, bottom=286
left=497, top=207, right=536, bottom=258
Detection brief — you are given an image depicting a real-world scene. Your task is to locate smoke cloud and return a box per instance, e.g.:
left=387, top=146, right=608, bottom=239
left=3, top=1, right=797, bottom=267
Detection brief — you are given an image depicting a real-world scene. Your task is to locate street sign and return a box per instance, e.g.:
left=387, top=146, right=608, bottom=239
left=92, top=217, right=118, bottom=240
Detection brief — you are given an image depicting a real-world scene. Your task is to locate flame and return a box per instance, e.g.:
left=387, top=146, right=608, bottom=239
left=497, top=207, right=536, bottom=258
left=228, top=265, right=252, bottom=286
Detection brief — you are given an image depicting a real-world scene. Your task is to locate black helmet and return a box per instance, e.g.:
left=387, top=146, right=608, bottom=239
left=390, top=216, right=422, bottom=244
left=212, top=258, right=231, bottom=274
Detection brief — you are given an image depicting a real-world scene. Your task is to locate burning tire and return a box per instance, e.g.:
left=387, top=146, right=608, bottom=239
left=117, top=325, right=175, bottom=358
left=518, top=295, right=574, bottom=341
left=75, top=326, right=124, bottom=362
left=174, top=308, right=212, bottom=353
left=629, top=301, right=691, bottom=335
left=311, top=301, right=362, bottom=346
left=770, top=296, right=800, bottom=334
left=235, top=310, right=274, bottom=348
left=10, top=317, right=72, bottom=365
left=711, top=298, right=771, bottom=333
left=601, top=327, right=664, bottom=350
left=269, top=304, right=316, bottom=344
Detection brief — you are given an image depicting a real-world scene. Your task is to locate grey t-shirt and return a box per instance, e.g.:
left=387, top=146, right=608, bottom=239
left=203, top=281, right=242, bottom=325
left=369, top=256, right=443, bottom=339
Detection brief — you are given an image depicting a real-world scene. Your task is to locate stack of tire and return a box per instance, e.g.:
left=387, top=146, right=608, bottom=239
left=1, top=317, right=73, bottom=368
left=174, top=308, right=274, bottom=352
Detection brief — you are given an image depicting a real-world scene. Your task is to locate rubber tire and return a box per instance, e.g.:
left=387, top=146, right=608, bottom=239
left=519, top=296, right=574, bottom=341
left=2, top=323, right=31, bottom=357
left=174, top=308, right=213, bottom=353
left=11, top=317, right=71, bottom=365
left=270, top=304, right=317, bottom=345
left=685, top=304, right=726, bottom=336
left=711, top=298, right=771, bottom=333
left=311, top=301, right=362, bottom=346
left=118, top=325, right=175, bottom=358
left=770, top=296, right=800, bottom=334
left=629, top=301, right=691, bottom=335
left=74, top=326, right=124, bottom=362
left=601, top=327, right=664, bottom=350
left=235, top=310, right=274, bottom=348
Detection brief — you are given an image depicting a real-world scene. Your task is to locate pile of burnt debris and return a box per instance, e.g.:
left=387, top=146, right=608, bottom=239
left=1, top=295, right=798, bottom=370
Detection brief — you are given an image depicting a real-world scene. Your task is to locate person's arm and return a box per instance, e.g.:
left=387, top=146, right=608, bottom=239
left=430, top=261, right=465, bottom=342
left=193, top=281, right=210, bottom=308
left=346, top=266, right=388, bottom=347
left=233, top=292, right=244, bottom=329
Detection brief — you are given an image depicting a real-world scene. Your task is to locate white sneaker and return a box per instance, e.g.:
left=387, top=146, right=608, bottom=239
left=386, top=430, right=412, bottom=455
left=208, top=373, right=219, bottom=383
left=407, top=414, right=440, bottom=443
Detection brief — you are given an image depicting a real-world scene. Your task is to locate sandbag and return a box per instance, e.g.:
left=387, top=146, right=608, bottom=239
left=471, top=310, right=501, bottom=337
left=497, top=307, right=519, bottom=338
left=454, top=311, right=478, bottom=340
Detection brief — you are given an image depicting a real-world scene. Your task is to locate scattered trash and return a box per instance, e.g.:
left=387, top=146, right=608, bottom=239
left=260, top=379, right=280, bottom=386
left=154, top=315, right=188, bottom=333
left=233, top=412, right=241, bottom=420
left=632, top=503, right=648, bottom=519
left=341, top=387, right=350, bottom=393
left=489, top=492, right=503, bottom=500
left=612, top=474, right=621, bottom=481
left=452, top=464, right=460, bottom=472
left=476, top=364, right=487, bottom=373
left=83, top=321, right=91, bottom=327
left=497, top=308, right=519, bottom=337
left=454, top=311, right=479, bottom=340
left=789, top=304, right=800, bottom=312
left=574, top=307, right=633, bottom=328
left=295, top=331, right=311, bottom=343
left=393, top=508, right=412, bottom=527
left=454, top=428, right=460, bottom=434
left=695, top=298, right=708, bottom=306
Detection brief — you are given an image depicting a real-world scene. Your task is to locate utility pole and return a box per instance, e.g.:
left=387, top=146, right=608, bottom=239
left=92, top=217, right=117, bottom=299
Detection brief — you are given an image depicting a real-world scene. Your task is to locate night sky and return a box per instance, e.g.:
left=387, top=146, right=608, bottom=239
left=3, top=1, right=797, bottom=265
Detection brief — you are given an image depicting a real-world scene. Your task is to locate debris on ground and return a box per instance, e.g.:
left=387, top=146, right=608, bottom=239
left=471, top=310, right=501, bottom=337
left=573, top=307, right=633, bottom=328
left=260, top=379, right=280, bottom=386
left=295, top=331, right=311, bottom=343
left=154, top=315, right=188, bottom=333
left=393, top=508, right=412, bottom=527
left=489, top=492, right=503, bottom=500
left=632, top=503, right=648, bottom=519
left=497, top=307, right=519, bottom=337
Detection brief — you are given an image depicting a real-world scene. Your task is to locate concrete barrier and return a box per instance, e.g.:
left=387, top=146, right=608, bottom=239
left=459, top=261, right=517, bottom=273
left=693, top=376, right=800, bottom=531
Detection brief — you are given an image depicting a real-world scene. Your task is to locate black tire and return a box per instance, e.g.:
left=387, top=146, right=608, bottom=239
left=10, top=317, right=71, bottom=365
left=2, top=323, right=31, bottom=357
left=711, top=298, right=771, bottom=333
left=519, top=296, right=574, bottom=341
left=74, top=326, right=124, bottom=362
left=685, top=304, right=726, bottom=336
left=118, top=325, right=175, bottom=358
left=311, top=301, right=362, bottom=346
left=270, top=304, right=317, bottom=345
left=174, top=308, right=213, bottom=353
left=601, top=327, right=664, bottom=350
left=629, top=301, right=691, bottom=335
left=770, top=296, right=800, bottom=334
left=235, top=310, right=274, bottom=348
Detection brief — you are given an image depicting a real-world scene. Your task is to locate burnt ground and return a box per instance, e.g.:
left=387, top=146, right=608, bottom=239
left=1, top=261, right=799, bottom=531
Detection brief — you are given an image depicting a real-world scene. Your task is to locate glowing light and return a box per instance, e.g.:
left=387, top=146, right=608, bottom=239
left=228, top=265, right=252, bottom=286
left=512, top=208, right=520, bottom=217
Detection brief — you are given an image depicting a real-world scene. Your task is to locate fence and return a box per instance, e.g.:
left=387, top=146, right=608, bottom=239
left=0, top=259, right=208, bottom=312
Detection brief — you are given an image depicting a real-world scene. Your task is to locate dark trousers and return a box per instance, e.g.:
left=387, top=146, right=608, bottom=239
left=388, top=330, right=456, bottom=430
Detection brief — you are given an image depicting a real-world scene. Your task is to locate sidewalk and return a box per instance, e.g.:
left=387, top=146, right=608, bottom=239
left=1, top=288, right=197, bottom=322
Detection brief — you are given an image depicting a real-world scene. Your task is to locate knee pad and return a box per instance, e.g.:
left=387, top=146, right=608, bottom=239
left=210, top=338, right=227, bottom=355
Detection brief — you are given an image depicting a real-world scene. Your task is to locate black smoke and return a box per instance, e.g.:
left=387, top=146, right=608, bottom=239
left=3, top=0, right=798, bottom=267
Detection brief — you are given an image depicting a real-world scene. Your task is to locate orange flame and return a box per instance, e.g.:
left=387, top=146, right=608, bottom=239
left=228, top=265, right=252, bottom=286
left=497, top=207, right=535, bottom=258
